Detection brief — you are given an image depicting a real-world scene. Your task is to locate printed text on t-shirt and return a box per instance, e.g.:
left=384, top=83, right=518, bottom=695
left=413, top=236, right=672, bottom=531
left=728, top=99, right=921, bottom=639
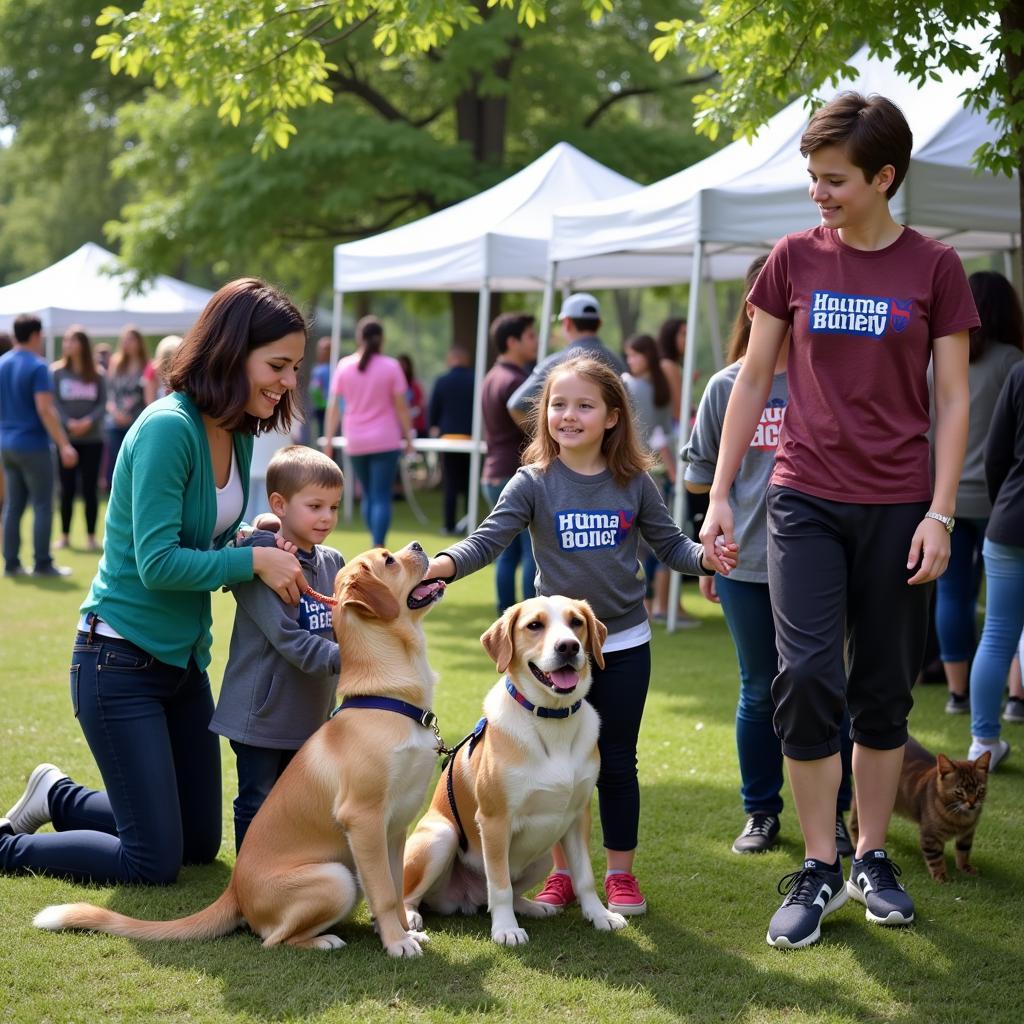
left=809, top=290, right=913, bottom=338
left=556, top=509, right=634, bottom=550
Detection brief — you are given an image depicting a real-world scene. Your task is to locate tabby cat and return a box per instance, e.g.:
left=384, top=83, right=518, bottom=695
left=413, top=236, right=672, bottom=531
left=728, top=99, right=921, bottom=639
left=849, top=736, right=990, bottom=882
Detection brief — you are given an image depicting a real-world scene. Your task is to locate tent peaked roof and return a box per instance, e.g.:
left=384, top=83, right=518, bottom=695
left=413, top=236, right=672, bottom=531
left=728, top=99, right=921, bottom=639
left=552, top=44, right=1016, bottom=269
left=0, top=243, right=214, bottom=337
left=333, top=142, right=643, bottom=292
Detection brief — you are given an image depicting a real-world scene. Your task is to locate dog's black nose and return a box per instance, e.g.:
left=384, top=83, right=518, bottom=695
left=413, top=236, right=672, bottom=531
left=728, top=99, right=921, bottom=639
left=410, top=542, right=423, bottom=552
left=555, top=639, right=580, bottom=658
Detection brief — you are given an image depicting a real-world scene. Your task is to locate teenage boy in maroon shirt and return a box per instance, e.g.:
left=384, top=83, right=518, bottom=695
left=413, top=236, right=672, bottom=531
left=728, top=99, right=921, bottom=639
left=701, top=92, right=978, bottom=949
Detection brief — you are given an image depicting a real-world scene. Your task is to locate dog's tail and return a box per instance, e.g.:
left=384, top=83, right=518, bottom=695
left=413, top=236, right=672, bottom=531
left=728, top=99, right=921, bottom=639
left=33, top=885, right=243, bottom=942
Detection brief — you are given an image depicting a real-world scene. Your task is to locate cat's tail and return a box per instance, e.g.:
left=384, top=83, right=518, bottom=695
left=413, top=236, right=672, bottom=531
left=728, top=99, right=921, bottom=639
left=33, top=885, right=242, bottom=942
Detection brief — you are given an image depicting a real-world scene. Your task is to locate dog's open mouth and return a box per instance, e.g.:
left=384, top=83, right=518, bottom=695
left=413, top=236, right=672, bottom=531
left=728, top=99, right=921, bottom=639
left=529, top=662, right=580, bottom=693
left=407, top=578, right=446, bottom=609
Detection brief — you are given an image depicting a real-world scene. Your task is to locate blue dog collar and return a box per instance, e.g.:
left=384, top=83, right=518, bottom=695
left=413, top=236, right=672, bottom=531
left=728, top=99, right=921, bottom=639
left=504, top=677, right=582, bottom=719
left=331, top=695, right=437, bottom=730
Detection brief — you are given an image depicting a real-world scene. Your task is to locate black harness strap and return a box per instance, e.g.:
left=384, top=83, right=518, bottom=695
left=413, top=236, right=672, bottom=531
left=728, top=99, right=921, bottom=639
left=443, top=717, right=487, bottom=853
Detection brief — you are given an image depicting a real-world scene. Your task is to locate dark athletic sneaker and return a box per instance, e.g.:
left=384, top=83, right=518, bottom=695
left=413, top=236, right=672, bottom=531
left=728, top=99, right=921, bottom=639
left=732, top=813, right=781, bottom=854
left=835, top=814, right=854, bottom=858
left=1003, top=697, right=1024, bottom=724
left=847, top=850, right=914, bottom=925
left=945, top=692, right=970, bottom=715
left=766, top=858, right=847, bottom=949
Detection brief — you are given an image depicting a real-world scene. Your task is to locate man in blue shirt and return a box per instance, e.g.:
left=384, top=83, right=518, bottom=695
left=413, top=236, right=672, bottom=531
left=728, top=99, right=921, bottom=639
left=0, top=315, right=78, bottom=576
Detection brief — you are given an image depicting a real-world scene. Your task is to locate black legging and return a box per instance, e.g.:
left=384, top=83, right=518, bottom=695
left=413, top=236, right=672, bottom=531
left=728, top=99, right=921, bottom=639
left=59, top=441, right=103, bottom=535
left=586, top=641, right=651, bottom=852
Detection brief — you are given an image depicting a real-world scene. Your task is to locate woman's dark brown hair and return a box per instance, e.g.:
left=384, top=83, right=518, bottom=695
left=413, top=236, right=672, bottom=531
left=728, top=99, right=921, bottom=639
left=656, top=317, right=685, bottom=364
left=968, top=271, right=1024, bottom=363
left=522, top=356, right=654, bottom=487
left=356, top=316, right=384, bottom=372
left=726, top=255, right=770, bottom=363
left=57, top=326, right=99, bottom=383
left=109, top=325, right=148, bottom=376
left=166, top=277, right=306, bottom=434
left=624, top=333, right=670, bottom=408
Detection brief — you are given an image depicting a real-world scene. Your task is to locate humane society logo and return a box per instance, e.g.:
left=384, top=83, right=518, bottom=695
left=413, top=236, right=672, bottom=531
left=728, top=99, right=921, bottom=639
left=809, top=290, right=913, bottom=338
left=298, top=594, right=334, bottom=634
left=751, top=397, right=787, bottom=451
left=556, top=509, right=634, bottom=551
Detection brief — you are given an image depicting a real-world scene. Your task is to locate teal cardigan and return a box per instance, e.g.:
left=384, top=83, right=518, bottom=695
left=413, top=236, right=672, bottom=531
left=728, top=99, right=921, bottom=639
left=82, top=392, right=255, bottom=669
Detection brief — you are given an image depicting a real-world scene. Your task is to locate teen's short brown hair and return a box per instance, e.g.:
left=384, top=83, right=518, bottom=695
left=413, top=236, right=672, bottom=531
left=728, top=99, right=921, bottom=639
left=266, top=445, right=344, bottom=501
left=166, top=278, right=307, bottom=434
left=800, top=92, right=912, bottom=199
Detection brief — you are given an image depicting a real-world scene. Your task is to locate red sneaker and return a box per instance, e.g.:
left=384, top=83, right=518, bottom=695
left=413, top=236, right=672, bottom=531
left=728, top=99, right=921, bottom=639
left=604, top=872, right=647, bottom=915
left=533, top=871, right=576, bottom=910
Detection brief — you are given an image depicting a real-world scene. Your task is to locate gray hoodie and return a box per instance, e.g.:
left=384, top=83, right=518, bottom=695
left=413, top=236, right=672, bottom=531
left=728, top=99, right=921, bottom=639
left=210, top=531, right=344, bottom=750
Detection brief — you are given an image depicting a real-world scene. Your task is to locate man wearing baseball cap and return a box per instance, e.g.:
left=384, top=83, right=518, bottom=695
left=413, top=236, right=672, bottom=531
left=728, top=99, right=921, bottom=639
left=507, top=292, right=626, bottom=427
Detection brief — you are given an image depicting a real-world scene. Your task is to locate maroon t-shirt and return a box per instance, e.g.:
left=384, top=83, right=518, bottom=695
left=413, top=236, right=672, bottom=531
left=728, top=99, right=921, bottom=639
left=481, top=359, right=530, bottom=482
left=748, top=226, right=979, bottom=504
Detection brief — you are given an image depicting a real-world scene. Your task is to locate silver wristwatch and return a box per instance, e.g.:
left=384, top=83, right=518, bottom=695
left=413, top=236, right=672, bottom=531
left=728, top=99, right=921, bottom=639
left=925, top=511, right=955, bottom=534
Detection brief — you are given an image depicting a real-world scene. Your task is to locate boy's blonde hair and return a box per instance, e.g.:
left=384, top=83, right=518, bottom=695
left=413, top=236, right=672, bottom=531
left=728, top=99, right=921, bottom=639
left=522, top=356, right=654, bottom=488
left=266, top=445, right=344, bottom=500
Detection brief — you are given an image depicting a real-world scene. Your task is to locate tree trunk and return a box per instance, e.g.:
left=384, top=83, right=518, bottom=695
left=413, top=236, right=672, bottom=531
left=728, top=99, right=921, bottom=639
left=451, top=291, right=502, bottom=365
left=1003, top=4, right=1024, bottom=281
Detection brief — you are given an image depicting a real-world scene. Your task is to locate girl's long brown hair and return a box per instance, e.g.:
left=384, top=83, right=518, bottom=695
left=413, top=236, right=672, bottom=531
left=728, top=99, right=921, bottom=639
left=109, top=325, right=148, bottom=376
left=522, top=356, right=654, bottom=488
left=624, top=333, right=670, bottom=407
left=56, top=326, right=99, bottom=383
left=726, top=255, right=770, bottom=363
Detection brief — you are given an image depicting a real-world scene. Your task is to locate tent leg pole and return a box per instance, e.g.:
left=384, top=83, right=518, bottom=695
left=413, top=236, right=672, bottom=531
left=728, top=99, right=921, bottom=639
left=668, top=242, right=704, bottom=634
left=703, top=259, right=723, bottom=370
left=468, top=280, right=491, bottom=531
left=539, top=261, right=557, bottom=362
left=330, top=291, right=354, bottom=524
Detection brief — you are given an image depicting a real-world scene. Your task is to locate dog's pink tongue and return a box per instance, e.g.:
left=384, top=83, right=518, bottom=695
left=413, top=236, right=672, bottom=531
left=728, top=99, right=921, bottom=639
left=548, top=667, right=579, bottom=691
left=411, top=580, right=444, bottom=601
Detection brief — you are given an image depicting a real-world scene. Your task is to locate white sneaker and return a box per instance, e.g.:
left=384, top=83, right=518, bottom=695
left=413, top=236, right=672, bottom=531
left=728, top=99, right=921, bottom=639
left=4, top=763, right=68, bottom=833
left=967, top=739, right=1010, bottom=771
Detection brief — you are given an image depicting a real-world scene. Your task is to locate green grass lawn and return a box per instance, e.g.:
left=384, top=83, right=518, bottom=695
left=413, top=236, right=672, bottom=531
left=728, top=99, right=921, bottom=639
left=0, top=493, right=1020, bottom=1024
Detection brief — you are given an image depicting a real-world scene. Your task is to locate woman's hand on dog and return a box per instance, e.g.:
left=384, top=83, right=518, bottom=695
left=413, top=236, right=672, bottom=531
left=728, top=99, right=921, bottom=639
left=426, top=554, right=456, bottom=582
left=252, top=546, right=305, bottom=604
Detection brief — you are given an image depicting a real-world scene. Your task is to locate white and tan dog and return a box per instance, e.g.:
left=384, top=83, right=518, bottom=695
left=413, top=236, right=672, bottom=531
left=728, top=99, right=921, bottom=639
left=403, top=595, right=627, bottom=945
left=34, top=543, right=446, bottom=956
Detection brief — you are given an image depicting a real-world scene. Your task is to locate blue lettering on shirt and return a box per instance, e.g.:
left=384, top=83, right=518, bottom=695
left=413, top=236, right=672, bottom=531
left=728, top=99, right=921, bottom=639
left=809, top=290, right=912, bottom=339
left=555, top=509, right=635, bottom=551
left=298, top=595, right=334, bottom=634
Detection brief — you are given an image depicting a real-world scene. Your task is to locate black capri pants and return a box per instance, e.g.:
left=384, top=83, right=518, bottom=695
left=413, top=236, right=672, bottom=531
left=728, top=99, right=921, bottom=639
left=586, top=641, right=651, bottom=851
left=766, top=486, right=932, bottom=761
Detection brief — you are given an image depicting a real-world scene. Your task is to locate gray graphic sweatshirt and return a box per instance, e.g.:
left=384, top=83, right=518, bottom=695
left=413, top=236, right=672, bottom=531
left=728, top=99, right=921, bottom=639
left=210, top=531, right=344, bottom=750
left=440, top=460, right=710, bottom=634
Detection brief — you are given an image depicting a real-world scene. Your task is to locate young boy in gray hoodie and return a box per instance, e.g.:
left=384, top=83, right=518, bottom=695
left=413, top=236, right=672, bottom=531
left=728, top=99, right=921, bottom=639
left=210, top=445, right=344, bottom=851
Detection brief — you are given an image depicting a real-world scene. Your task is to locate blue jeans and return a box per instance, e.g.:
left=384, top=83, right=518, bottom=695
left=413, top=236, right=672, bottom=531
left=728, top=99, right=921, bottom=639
left=969, top=538, right=1024, bottom=740
left=482, top=479, right=536, bottom=612
left=935, top=517, right=987, bottom=662
left=1, top=446, right=55, bottom=571
left=0, top=631, right=221, bottom=884
left=349, top=449, right=401, bottom=547
left=229, top=740, right=295, bottom=852
left=716, top=575, right=852, bottom=816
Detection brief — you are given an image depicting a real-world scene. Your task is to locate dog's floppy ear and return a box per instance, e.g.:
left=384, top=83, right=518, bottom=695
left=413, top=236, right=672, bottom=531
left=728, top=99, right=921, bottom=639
left=575, top=599, right=607, bottom=671
left=481, top=606, right=521, bottom=674
left=341, top=563, right=401, bottom=622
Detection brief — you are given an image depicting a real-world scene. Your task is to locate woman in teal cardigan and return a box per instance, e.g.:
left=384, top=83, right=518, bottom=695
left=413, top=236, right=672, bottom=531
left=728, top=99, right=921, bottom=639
left=1, top=278, right=307, bottom=884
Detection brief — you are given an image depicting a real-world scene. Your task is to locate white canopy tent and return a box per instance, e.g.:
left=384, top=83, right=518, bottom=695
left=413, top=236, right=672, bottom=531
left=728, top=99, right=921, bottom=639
left=550, top=45, right=1018, bottom=630
left=0, top=243, right=215, bottom=358
left=332, top=141, right=667, bottom=528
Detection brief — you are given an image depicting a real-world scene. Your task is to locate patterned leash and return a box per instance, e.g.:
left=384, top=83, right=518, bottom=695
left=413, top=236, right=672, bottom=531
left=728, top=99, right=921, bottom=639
left=301, top=582, right=338, bottom=606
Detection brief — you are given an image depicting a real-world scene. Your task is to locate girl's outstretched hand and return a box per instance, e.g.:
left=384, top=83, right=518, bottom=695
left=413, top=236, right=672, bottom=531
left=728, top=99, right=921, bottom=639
left=426, top=554, right=457, bottom=582
left=700, top=497, right=738, bottom=575
left=699, top=574, right=720, bottom=604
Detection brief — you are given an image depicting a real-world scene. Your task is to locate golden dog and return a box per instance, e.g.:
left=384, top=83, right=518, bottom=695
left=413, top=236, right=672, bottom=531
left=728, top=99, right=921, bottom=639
left=34, top=543, right=446, bottom=956
left=402, top=595, right=627, bottom=944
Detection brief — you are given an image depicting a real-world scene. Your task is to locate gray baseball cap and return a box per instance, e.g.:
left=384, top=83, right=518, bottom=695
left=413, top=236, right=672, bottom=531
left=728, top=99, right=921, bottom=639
left=557, top=292, right=601, bottom=319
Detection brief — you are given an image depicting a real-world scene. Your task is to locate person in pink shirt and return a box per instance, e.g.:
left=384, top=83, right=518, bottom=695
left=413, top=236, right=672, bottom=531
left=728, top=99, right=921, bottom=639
left=323, top=316, right=413, bottom=546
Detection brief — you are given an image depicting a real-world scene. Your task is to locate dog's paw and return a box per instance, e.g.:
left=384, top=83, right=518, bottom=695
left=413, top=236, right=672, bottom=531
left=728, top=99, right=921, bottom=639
left=385, top=935, right=424, bottom=958
left=406, top=928, right=429, bottom=944
left=492, top=926, right=530, bottom=946
left=404, top=908, right=424, bottom=930
left=590, top=910, right=628, bottom=932
left=515, top=898, right=560, bottom=919
left=310, top=934, right=347, bottom=950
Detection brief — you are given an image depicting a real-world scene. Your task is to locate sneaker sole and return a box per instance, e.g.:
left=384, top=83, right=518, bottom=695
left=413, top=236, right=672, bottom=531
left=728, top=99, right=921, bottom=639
left=531, top=900, right=571, bottom=913
left=5, top=763, right=63, bottom=834
left=845, top=880, right=914, bottom=926
left=945, top=706, right=969, bottom=715
left=731, top=840, right=779, bottom=854
left=607, top=899, right=647, bottom=916
left=766, top=887, right=848, bottom=949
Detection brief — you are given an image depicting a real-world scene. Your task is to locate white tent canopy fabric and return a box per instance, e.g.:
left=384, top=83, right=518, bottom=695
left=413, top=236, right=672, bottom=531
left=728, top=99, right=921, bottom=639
left=331, top=142, right=657, bottom=529
left=0, top=243, right=214, bottom=342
